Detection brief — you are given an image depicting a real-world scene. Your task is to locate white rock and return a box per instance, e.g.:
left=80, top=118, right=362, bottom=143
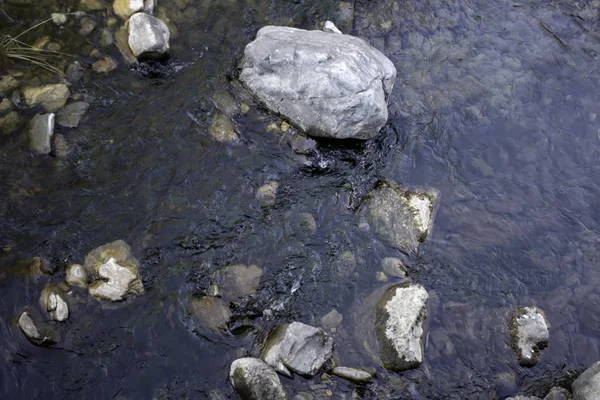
left=18, top=311, right=57, bottom=346
left=89, top=258, right=138, bottom=301
left=50, top=293, right=69, bottom=321
left=323, top=21, right=342, bottom=34
left=375, top=283, right=428, bottom=371
left=510, top=306, right=549, bottom=367
left=28, top=113, right=54, bottom=154
left=66, top=264, right=87, bottom=287
left=127, top=12, right=170, bottom=59
left=229, top=358, right=287, bottom=400
left=113, top=0, right=143, bottom=20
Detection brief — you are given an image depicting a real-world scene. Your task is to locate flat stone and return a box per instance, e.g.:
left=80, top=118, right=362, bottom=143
left=572, top=361, right=600, bottom=400
left=65, top=62, right=85, bottom=83
left=332, top=367, right=372, bottom=384
left=22, top=84, right=70, bottom=112
left=66, top=264, right=88, bottom=287
left=0, top=111, right=21, bottom=135
left=28, top=113, right=55, bottom=154
left=229, top=358, right=287, bottom=400
left=510, top=306, right=549, bottom=367
left=113, top=0, right=143, bottom=20
left=209, top=111, right=239, bottom=143
left=57, top=101, right=89, bottom=128
left=190, top=296, right=231, bottom=331
left=362, top=182, right=436, bottom=255
left=239, top=26, right=396, bottom=140
left=128, top=12, right=170, bottom=59
left=375, top=283, right=429, bottom=371
left=216, top=264, right=263, bottom=301
left=543, top=387, right=571, bottom=400
left=262, top=322, right=334, bottom=377
left=256, top=181, right=279, bottom=206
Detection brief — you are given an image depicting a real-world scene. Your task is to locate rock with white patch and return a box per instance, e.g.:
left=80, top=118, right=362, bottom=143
left=374, top=283, right=428, bottom=371
left=572, top=361, right=600, bottom=400
left=85, top=240, right=144, bottom=302
left=127, top=12, right=170, bottom=60
left=113, top=0, right=143, bottom=20
left=40, top=284, right=69, bottom=322
left=239, top=26, right=396, bottom=140
left=229, top=357, right=287, bottom=400
left=17, top=311, right=57, bottom=346
left=510, top=306, right=549, bottom=367
left=262, top=322, right=333, bottom=377
left=361, top=182, right=437, bottom=255
left=28, top=113, right=55, bottom=154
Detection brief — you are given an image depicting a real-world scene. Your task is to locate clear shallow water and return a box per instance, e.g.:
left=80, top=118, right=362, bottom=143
left=0, top=0, right=599, bottom=398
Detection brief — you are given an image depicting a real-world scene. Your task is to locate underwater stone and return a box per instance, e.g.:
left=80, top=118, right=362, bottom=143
left=51, top=13, right=68, bottom=25
left=92, top=56, right=118, bottom=73
left=240, top=26, right=396, bottom=140
left=80, top=0, right=106, bottom=11
left=0, top=111, right=21, bottom=135
left=0, top=98, right=13, bottom=114
left=573, top=362, right=600, bottom=400
left=229, top=358, right=287, bottom=400
left=332, top=367, right=372, bottom=384
left=262, top=322, right=333, bottom=377
left=113, top=0, right=143, bottom=20
left=79, top=16, right=97, bottom=36
left=381, top=257, right=407, bottom=278
left=375, top=283, right=428, bottom=371
left=321, top=309, right=343, bottom=331
left=127, top=12, right=170, bottom=60
left=256, top=181, right=279, bottom=206
left=22, top=84, right=69, bottom=112
left=190, top=296, right=231, bottom=331
left=28, top=113, right=55, bottom=154
left=510, top=306, right=549, bottom=367
left=57, top=101, right=89, bottom=128
left=209, top=111, right=239, bottom=143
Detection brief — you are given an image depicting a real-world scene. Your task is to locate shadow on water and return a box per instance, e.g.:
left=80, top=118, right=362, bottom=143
left=0, top=0, right=600, bottom=398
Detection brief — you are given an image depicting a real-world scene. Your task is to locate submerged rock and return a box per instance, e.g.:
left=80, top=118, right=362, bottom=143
left=256, top=181, right=279, bottom=206
left=51, top=134, right=71, bottom=158
left=239, top=26, right=396, bottom=140
left=209, top=111, right=239, bottom=143
left=85, top=240, right=144, bottom=302
left=332, top=367, right=372, bottom=384
left=22, top=84, right=70, bottom=112
left=17, top=311, right=57, bottom=346
left=0, top=75, right=19, bottom=95
left=40, top=284, right=69, bottom=322
left=375, top=283, right=429, bottom=371
left=92, top=56, right=118, bottom=73
left=571, top=361, right=600, bottom=400
left=381, top=257, right=407, bottom=278
left=216, top=264, right=263, bottom=301
left=362, top=182, right=437, bottom=254
left=113, top=0, right=143, bottom=20
left=66, top=264, right=88, bottom=287
left=229, top=358, right=287, bottom=400
left=262, top=322, right=334, bottom=377
left=128, top=12, right=170, bottom=60
left=510, top=306, right=549, bottom=367
left=190, top=296, right=231, bottom=331
left=57, top=101, right=89, bottom=128
left=0, top=111, right=21, bottom=135
left=0, top=98, right=12, bottom=114
left=28, top=113, right=55, bottom=154
left=321, top=309, right=343, bottom=331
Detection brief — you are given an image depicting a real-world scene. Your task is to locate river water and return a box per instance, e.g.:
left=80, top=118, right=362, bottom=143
left=0, top=0, right=599, bottom=399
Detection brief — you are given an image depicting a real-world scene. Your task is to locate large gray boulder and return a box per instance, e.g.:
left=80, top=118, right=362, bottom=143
left=229, top=358, right=287, bottom=400
left=572, top=362, right=600, bottom=400
left=510, top=306, right=549, bottom=367
left=239, top=26, right=396, bottom=140
left=128, top=12, right=170, bottom=60
left=375, top=283, right=428, bottom=371
left=361, top=182, right=437, bottom=255
left=262, top=322, right=333, bottom=377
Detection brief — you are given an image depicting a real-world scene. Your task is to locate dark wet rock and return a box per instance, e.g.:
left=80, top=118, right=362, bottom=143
left=510, top=306, right=549, bottom=367
left=114, top=0, right=143, bottom=20
left=0, top=98, right=13, bottom=114
left=361, top=182, right=437, bottom=255
left=375, top=283, right=429, bottom=371
left=65, top=62, right=85, bottom=83
left=229, top=358, right=287, bottom=400
left=321, top=309, right=343, bottom=331
left=190, top=296, right=231, bottom=331
left=0, top=111, right=21, bottom=135
left=492, top=372, right=518, bottom=399
left=332, top=367, right=372, bottom=384
left=28, top=113, right=55, bottom=154
left=51, top=134, right=71, bottom=158
left=40, top=284, right=69, bottom=322
left=216, top=264, right=263, bottom=301
left=381, top=257, right=407, bottom=278
left=544, top=387, right=571, bottom=400
left=92, top=56, right=119, bottom=73
left=0, top=76, right=19, bottom=95
left=128, top=12, right=170, bottom=60
left=256, top=181, right=278, bottom=206
left=57, top=101, right=89, bottom=128
left=79, top=17, right=97, bottom=36
left=572, top=361, right=600, bottom=400
left=66, top=264, right=88, bottom=287
left=209, top=111, right=239, bottom=143
left=22, top=84, right=70, bottom=112
left=80, top=0, right=106, bottom=11
left=239, top=26, right=396, bottom=140
left=262, top=322, right=334, bottom=377
left=85, top=240, right=144, bottom=302
left=17, top=311, right=57, bottom=346
left=291, top=212, right=317, bottom=235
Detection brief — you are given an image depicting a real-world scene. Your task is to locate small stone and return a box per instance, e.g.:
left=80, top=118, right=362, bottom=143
left=113, top=0, right=143, bottom=20
left=65, top=62, right=85, bottom=83
left=107, top=17, right=119, bottom=28
left=41, top=285, right=69, bottom=322
left=510, top=306, right=549, bottom=367
left=332, top=367, right=372, bottom=384
left=290, top=135, right=317, bottom=155
left=376, top=271, right=389, bottom=282
left=381, top=257, right=407, bottom=278
left=213, top=90, right=239, bottom=117
left=323, top=21, right=342, bottom=34
left=240, top=103, right=250, bottom=114
left=51, top=134, right=71, bottom=158
left=321, top=309, right=343, bottom=331
left=298, top=212, right=317, bottom=234
left=100, top=28, right=114, bottom=46
left=66, top=264, right=87, bottom=287
left=0, top=98, right=12, bottom=115
left=89, top=48, right=102, bottom=58
left=293, top=393, right=314, bottom=400
left=127, top=12, right=170, bottom=59
left=51, top=13, right=68, bottom=25
left=57, top=101, right=89, bottom=128
left=92, top=56, right=118, bottom=73
left=207, top=284, right=222, bottom=297
left=0, top=76, right=19, bottom=95
left=209, top=111, right=239, bottom=143
left=28, top=113, right=55, bottom=154
left=190, top=295, right=231, bottom=331
left=80, top=0, right=106, bottom=11
left=333, top=250, right=356, bottom=278
left=281, top=121, right=290, bottom=132
left=229, top=358, right=288, bottom=400
left=216, top=264, right=263, bottom=301
left=256, top=181, right=279, bottom=206
left=266, top=122, right=279, bottom=132
left=22, top=84, right=70, bottom=112
left=0, top=111, right=21, bottom=135
left=18, top=311, right=57, bottom=346
left=79, top=16, right=97, bottom=36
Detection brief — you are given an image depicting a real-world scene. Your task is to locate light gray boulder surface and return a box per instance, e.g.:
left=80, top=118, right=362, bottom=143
left=128, top=12, right=170, bottom=59
left=240, top=26, right=396, bottom=140
left=229, top=357, right=287, bottom=400
left=572, top=361, right=600, bottom=400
